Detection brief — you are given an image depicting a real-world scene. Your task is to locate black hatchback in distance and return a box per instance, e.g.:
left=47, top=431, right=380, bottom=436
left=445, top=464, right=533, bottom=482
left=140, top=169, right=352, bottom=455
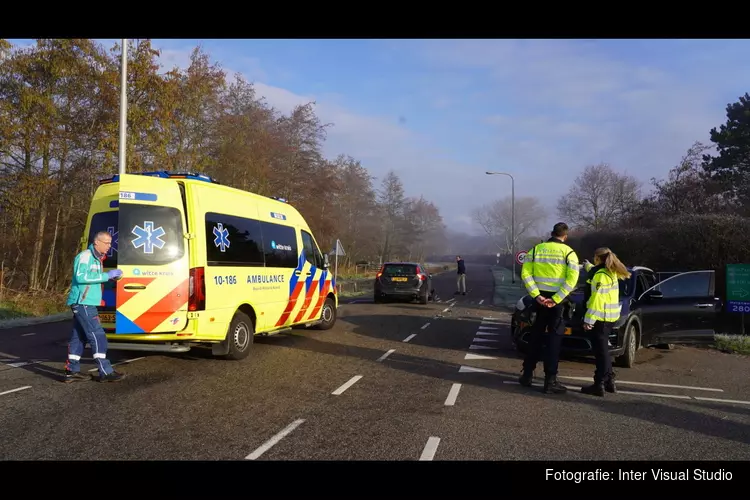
left=374, top=262, right=433, bottom=304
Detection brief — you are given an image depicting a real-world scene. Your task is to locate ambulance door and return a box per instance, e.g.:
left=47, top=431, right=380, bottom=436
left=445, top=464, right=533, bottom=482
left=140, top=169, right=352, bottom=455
left=115, top=174, right=190, bottom=334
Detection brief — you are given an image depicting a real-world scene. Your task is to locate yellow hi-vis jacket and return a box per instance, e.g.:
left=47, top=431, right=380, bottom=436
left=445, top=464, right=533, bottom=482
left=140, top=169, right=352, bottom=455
left=521, top=238, right=580, bottom=305
left=584, top=267, right=621, bottom=326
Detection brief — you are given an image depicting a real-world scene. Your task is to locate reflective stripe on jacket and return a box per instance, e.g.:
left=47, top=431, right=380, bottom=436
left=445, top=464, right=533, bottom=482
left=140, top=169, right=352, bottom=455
left=520, top=238, right=580, bottom=304
left=584, top=267, right=621, bottom=325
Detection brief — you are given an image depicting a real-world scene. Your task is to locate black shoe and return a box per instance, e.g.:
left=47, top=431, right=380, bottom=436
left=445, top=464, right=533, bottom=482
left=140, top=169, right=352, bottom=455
left=543, top=376, right=567, bottom=394
left=518, top=370, right=534, bottom=387
left=604, top=372, right=617, bottom=393
left=581, top=382, right=605, bottom=397
left=63, top=370, right=90, bottom=383
left=462, top=292, right=466, bottom=295
left=98, top=371, right=126, bottom=382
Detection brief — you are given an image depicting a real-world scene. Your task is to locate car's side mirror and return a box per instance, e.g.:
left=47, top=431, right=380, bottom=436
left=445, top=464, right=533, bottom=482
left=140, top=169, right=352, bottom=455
left=323, top=253, right=330, bottom=269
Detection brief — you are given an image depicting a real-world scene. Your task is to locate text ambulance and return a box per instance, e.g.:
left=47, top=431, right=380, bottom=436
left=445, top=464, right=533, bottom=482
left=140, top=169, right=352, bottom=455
left=82, top=171, right=337, bottom=360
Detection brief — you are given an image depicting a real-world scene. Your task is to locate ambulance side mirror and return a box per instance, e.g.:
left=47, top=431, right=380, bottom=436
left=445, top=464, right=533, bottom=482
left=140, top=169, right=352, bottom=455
left=323, top=253, right=330, bottom=269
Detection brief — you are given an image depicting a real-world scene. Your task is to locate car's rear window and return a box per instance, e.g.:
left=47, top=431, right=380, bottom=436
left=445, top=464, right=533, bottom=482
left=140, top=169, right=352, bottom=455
left=383, top=264, right=418, bottom=275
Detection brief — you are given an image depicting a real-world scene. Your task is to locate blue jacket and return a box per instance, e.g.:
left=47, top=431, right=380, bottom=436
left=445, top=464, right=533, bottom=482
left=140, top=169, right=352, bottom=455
left=66, top=244, right=111, bottom=306
left=457, top=259, right=466, bottom=274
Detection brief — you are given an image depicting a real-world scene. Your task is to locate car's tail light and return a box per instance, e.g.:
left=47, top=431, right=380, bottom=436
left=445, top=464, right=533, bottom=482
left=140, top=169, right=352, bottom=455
left=376, top=266, right=384, bottom=279
left=189, top=267, right=206, bottom=311
left=416, top=266, right=426, bottom=280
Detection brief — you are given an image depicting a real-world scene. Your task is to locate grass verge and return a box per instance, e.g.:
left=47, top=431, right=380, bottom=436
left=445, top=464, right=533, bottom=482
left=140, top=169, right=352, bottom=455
left=713, top=333, right=750, bottom=355
left=0, top=289, right=69, bottom=320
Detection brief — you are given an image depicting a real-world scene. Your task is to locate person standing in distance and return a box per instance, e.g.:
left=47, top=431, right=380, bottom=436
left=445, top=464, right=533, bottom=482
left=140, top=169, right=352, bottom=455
left=579, top=247, right=631, bottom=396
left=64, top=231, right=126, bottom=383
left=518, top=222, right=580, bottom=394
left=455, top=255, right=467, bottom=295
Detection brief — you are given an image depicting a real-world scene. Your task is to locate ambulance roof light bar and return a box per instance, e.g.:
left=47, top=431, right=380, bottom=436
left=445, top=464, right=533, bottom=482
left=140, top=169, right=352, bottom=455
left=99, top=171, right=218, bottom=185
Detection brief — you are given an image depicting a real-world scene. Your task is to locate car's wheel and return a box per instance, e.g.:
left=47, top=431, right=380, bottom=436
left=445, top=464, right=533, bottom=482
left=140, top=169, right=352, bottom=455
left=615, top=320, right=638, bottom=368
left=315, top=297, right=337, bottom=330
left=220, top=311, right=254, bottom=361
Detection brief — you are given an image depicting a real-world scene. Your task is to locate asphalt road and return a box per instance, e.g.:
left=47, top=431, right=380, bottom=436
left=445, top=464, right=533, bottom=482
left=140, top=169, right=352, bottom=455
left=1, top=264, right=749, bottom=460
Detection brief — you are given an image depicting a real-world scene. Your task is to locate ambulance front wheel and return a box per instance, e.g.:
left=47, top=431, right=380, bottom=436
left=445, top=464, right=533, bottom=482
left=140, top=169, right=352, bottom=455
left=217, top=311, right=255, bottom=360
left=315, top=297, right=337, bottom=330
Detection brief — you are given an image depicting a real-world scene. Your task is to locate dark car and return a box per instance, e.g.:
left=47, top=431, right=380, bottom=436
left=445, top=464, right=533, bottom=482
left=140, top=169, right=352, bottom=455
left=511, top=266, right=721, bottom=368
left=374, top=262, right=433, bottom=304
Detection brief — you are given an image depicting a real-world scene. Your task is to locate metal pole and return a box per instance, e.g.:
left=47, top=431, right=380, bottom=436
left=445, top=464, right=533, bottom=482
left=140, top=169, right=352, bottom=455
left=510, top=174, right=515, bottom=284
left=486, top=171, right=516, bottom=283
left=119, top=39, right=128, bottom=177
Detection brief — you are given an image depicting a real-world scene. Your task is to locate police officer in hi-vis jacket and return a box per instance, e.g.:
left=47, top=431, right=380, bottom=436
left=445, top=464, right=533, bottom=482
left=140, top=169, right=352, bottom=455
left=518, top=222, right=580, bottom=394
left=579, top=247, right=631, bottom=396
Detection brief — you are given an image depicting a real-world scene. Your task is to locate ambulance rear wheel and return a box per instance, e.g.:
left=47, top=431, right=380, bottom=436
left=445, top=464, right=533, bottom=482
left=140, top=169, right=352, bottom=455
left=315, top=297, right=337, bottom=330
left=222, top=311, right=255, bottom=360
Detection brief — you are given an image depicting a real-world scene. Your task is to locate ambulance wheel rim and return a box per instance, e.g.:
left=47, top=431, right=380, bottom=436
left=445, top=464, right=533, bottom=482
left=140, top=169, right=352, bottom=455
left=233, top=322, right=250, bottom=351
left=322, top=304, right=333, bottom=323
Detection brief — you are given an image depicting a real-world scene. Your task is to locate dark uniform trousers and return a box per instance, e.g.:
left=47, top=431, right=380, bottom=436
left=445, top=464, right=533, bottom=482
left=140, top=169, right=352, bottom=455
left=589, top=320, right=614, bottom=383
left=522, top=291, right=565, bottom=377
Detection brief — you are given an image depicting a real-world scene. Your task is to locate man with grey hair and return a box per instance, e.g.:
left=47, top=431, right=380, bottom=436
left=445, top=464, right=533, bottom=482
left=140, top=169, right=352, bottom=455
left=64, top=230, right=125, bottom=383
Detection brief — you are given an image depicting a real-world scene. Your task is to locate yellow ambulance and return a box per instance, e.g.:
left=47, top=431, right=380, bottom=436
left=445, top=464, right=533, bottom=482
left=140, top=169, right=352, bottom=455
left=81, top=171, right=338, bottom=360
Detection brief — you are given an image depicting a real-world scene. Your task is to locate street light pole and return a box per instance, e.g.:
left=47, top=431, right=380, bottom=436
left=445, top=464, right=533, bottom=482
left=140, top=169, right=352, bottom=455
left=119, top=39, right=128, bottom=177
left=486, top=171, right=515, bottom=283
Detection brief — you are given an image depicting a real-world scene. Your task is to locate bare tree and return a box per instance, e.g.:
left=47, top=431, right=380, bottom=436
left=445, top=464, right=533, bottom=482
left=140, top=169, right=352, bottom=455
left=557, top=163, right=640, bottom=231
left=377, top=170, right=408, bottom=262
left=471, top=196, right=546, bottom=254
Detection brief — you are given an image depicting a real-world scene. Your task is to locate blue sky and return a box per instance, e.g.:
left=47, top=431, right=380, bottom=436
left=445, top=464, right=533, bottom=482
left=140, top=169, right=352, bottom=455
left=9, top=38, right=750, bottom=235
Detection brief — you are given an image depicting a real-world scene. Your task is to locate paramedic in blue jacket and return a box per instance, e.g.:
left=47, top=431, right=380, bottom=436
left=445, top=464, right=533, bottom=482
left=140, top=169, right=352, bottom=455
left=64, top=231, right=125, bottom=383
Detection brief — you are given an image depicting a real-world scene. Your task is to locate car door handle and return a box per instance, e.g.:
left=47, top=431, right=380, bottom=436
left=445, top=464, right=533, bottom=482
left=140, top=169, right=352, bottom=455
left=694, top=303, right=713, bottom=308
left=294, top=271, right=302, bottom=276
left=124, top=284, right=147, bottom=290
left=305, top=272, right=312, bottom=276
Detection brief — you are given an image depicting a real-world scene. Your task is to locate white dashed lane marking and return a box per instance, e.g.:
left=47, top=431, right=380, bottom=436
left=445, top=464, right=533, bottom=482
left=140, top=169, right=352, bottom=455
left=245, top=419, right=305, bottom=460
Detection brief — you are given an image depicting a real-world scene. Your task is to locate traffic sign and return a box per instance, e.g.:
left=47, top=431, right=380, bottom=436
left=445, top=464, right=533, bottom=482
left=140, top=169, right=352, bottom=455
left=516, top=250, right=527, bottom=266
left=726, top=263, right=750, bottom=313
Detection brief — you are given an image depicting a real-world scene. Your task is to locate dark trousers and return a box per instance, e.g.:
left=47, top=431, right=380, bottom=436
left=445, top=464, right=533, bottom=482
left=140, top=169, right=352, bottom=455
left=65, top=304, right=114, bottom=377
left=590, top=321, right=614, bottom=383
left=522, top=299, right=565, bottom=377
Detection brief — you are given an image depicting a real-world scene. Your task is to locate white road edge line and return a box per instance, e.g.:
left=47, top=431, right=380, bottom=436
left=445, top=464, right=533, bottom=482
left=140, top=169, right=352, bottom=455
left=478, top=300, right=484, bottom=305
left=377, top=349, right=396, bottom=362
left=444, top=383, right=461, bottom=406
left=21, top=332, right=36, bottom=337
left=419, top=436, right=441, bottom=461
left=88, top=357, right=147, bottom=373
left=403, top=334, right=417, bottom=343
left=332, top=375, right=363, bottom=395
left=0, top=386, right=32, bottom=397
left=421, top=322, right=431, bottom=330
left=6, top=361, right=43, bottom=368
left=693, top=396, right=750, bottom=405
left=442, top=307, right=450, bottom=313
left=558, top=375, right=724, bottom=392
left=245, top=418, right=305, bottom=460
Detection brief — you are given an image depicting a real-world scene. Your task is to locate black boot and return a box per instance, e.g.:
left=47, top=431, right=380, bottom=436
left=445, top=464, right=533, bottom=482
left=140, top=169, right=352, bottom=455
left=604, top=372, right=617, bottom=393
left=518, top=369, right=534, bottom=387
left=543, top=375, right=567, bottom=394
left=581, top=381, right=605, bottom=396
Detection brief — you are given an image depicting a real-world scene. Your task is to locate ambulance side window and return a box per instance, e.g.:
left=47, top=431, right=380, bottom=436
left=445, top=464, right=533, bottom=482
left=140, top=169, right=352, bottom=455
left=259, top=222, right=298, bottom=268
left=205, top=212, right=264, bottom=267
